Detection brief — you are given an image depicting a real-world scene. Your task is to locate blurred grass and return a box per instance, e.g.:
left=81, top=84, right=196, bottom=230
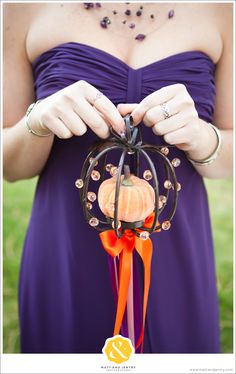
left=205, top=178, right=233, bottom=353
left=3, top=178, right=37, bottom=354
left=3, top=178, right=233, bottom=353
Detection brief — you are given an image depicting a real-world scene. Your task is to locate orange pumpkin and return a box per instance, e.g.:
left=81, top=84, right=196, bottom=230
left=98, top=165, right=155, bottom=222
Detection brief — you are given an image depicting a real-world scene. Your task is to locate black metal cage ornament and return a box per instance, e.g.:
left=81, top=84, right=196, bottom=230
left=75, top=114, right=181, bottom=239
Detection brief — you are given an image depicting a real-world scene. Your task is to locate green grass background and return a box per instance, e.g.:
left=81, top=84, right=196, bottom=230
left=3, top=178, right=233, bottom=353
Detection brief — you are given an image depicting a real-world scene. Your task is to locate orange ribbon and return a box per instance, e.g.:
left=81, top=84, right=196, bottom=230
left=99, top=213, right=160, bottom=352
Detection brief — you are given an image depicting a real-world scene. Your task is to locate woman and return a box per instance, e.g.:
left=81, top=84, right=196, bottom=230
left=3, top=2, right=233, bottom=353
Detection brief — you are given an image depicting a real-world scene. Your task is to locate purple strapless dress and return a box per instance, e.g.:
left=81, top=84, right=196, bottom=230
left=18, top=42, right=221, bottom=353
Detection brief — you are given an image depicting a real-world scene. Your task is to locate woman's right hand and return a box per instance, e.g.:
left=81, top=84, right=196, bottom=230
left=28, top=80, right=125, bottom=139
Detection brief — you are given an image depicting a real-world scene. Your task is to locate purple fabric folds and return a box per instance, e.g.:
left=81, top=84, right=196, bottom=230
left=18, top=42, right=221, bottom=353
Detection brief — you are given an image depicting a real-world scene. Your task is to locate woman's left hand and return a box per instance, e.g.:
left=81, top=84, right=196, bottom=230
left=117, top=83, right=206, bottom=153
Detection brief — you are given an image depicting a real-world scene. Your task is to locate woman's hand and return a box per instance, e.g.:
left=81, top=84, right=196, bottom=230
left=117, top=83, right=209, bottom=154
left=29, top=80, right=125, bottom=139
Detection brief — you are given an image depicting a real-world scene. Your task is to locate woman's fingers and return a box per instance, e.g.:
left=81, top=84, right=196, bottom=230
left=152, top=113, right=187, bottom=136
left=59, top=110, right=87, bottom=136
left=73, top=98, right=110, bottom=139
left=131, top=84, right=187, bottom=125
left=94, top=96, right=125, bottom=134
left=29, top=80, right=126, bottom=139
left=143, top=98, right=181, bottom=127
left=117, top=103, right=138, bottom=117
left=83, top=82, right=125, bottom=134
left=161, top=125, right=198, bottom=148
left=124, top=82, right=201, bottom=152
left=151, top=108, right=196, bottom=136
left=44, top=116, right=73, bottom=139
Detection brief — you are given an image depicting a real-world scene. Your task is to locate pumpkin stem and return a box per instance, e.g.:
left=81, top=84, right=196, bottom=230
left=122, top=165, right=133, bottom=186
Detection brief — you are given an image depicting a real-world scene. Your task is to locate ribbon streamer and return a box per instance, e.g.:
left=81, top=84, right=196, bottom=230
left=100, top=213, right=160, bottom=352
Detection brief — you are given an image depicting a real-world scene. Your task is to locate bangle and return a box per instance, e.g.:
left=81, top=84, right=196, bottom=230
left=186, top=123, right=222, bottom=166
left=25, top=101, right=53, bottom=137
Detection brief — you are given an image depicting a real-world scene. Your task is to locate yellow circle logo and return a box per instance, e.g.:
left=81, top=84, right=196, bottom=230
left=102, top=335, right=134, bottom=364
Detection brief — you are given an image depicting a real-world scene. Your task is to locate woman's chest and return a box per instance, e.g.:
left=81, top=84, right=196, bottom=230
left=27, top=3, right=223, bottom=68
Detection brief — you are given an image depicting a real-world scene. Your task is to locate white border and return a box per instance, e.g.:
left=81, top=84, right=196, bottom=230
left=1, top=353, right=236, bottom=374
left=0, top=1, right=235, bottom=374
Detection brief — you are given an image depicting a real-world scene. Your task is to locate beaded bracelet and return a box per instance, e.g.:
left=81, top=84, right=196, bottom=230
left=186, top=123, right=222, bottom=166
left=25, top=101, right=52, bottom=137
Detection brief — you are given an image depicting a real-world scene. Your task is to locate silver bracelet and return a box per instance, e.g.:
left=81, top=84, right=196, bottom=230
left=25, top=101, right=52, bottom=137
left=186, top=123, right=222, bottom=166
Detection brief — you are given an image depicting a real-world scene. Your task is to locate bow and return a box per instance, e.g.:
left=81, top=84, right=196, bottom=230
left=99, top=213, right=160, bottom=352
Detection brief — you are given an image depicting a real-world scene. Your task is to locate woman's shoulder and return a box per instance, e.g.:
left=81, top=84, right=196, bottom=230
left=3, top=2, right=43, bottom=23
left=3, top=3, right=43, bottom=47
left=193, top=3, right=233, bottom=63
left=217, top=3, right=233, bottom=37
left=212, top=3, right=233, bottom=61
left=208, top=3, right=233, bottom=39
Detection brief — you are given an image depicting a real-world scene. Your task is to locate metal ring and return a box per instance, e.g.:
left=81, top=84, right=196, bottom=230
left=93, top=90, right=103, bottom=105
left=161, top=102, right=171, bottom=119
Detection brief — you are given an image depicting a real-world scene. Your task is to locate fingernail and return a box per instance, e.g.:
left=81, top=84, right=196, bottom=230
left=129, top=115, right=134, bottom=125
left=120, top=131, right=126, bottom=138
left=130, top=112, right=137, bottom=124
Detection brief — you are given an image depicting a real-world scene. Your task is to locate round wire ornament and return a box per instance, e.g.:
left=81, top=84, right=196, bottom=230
left=76, top=114, right=180, bottom=239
